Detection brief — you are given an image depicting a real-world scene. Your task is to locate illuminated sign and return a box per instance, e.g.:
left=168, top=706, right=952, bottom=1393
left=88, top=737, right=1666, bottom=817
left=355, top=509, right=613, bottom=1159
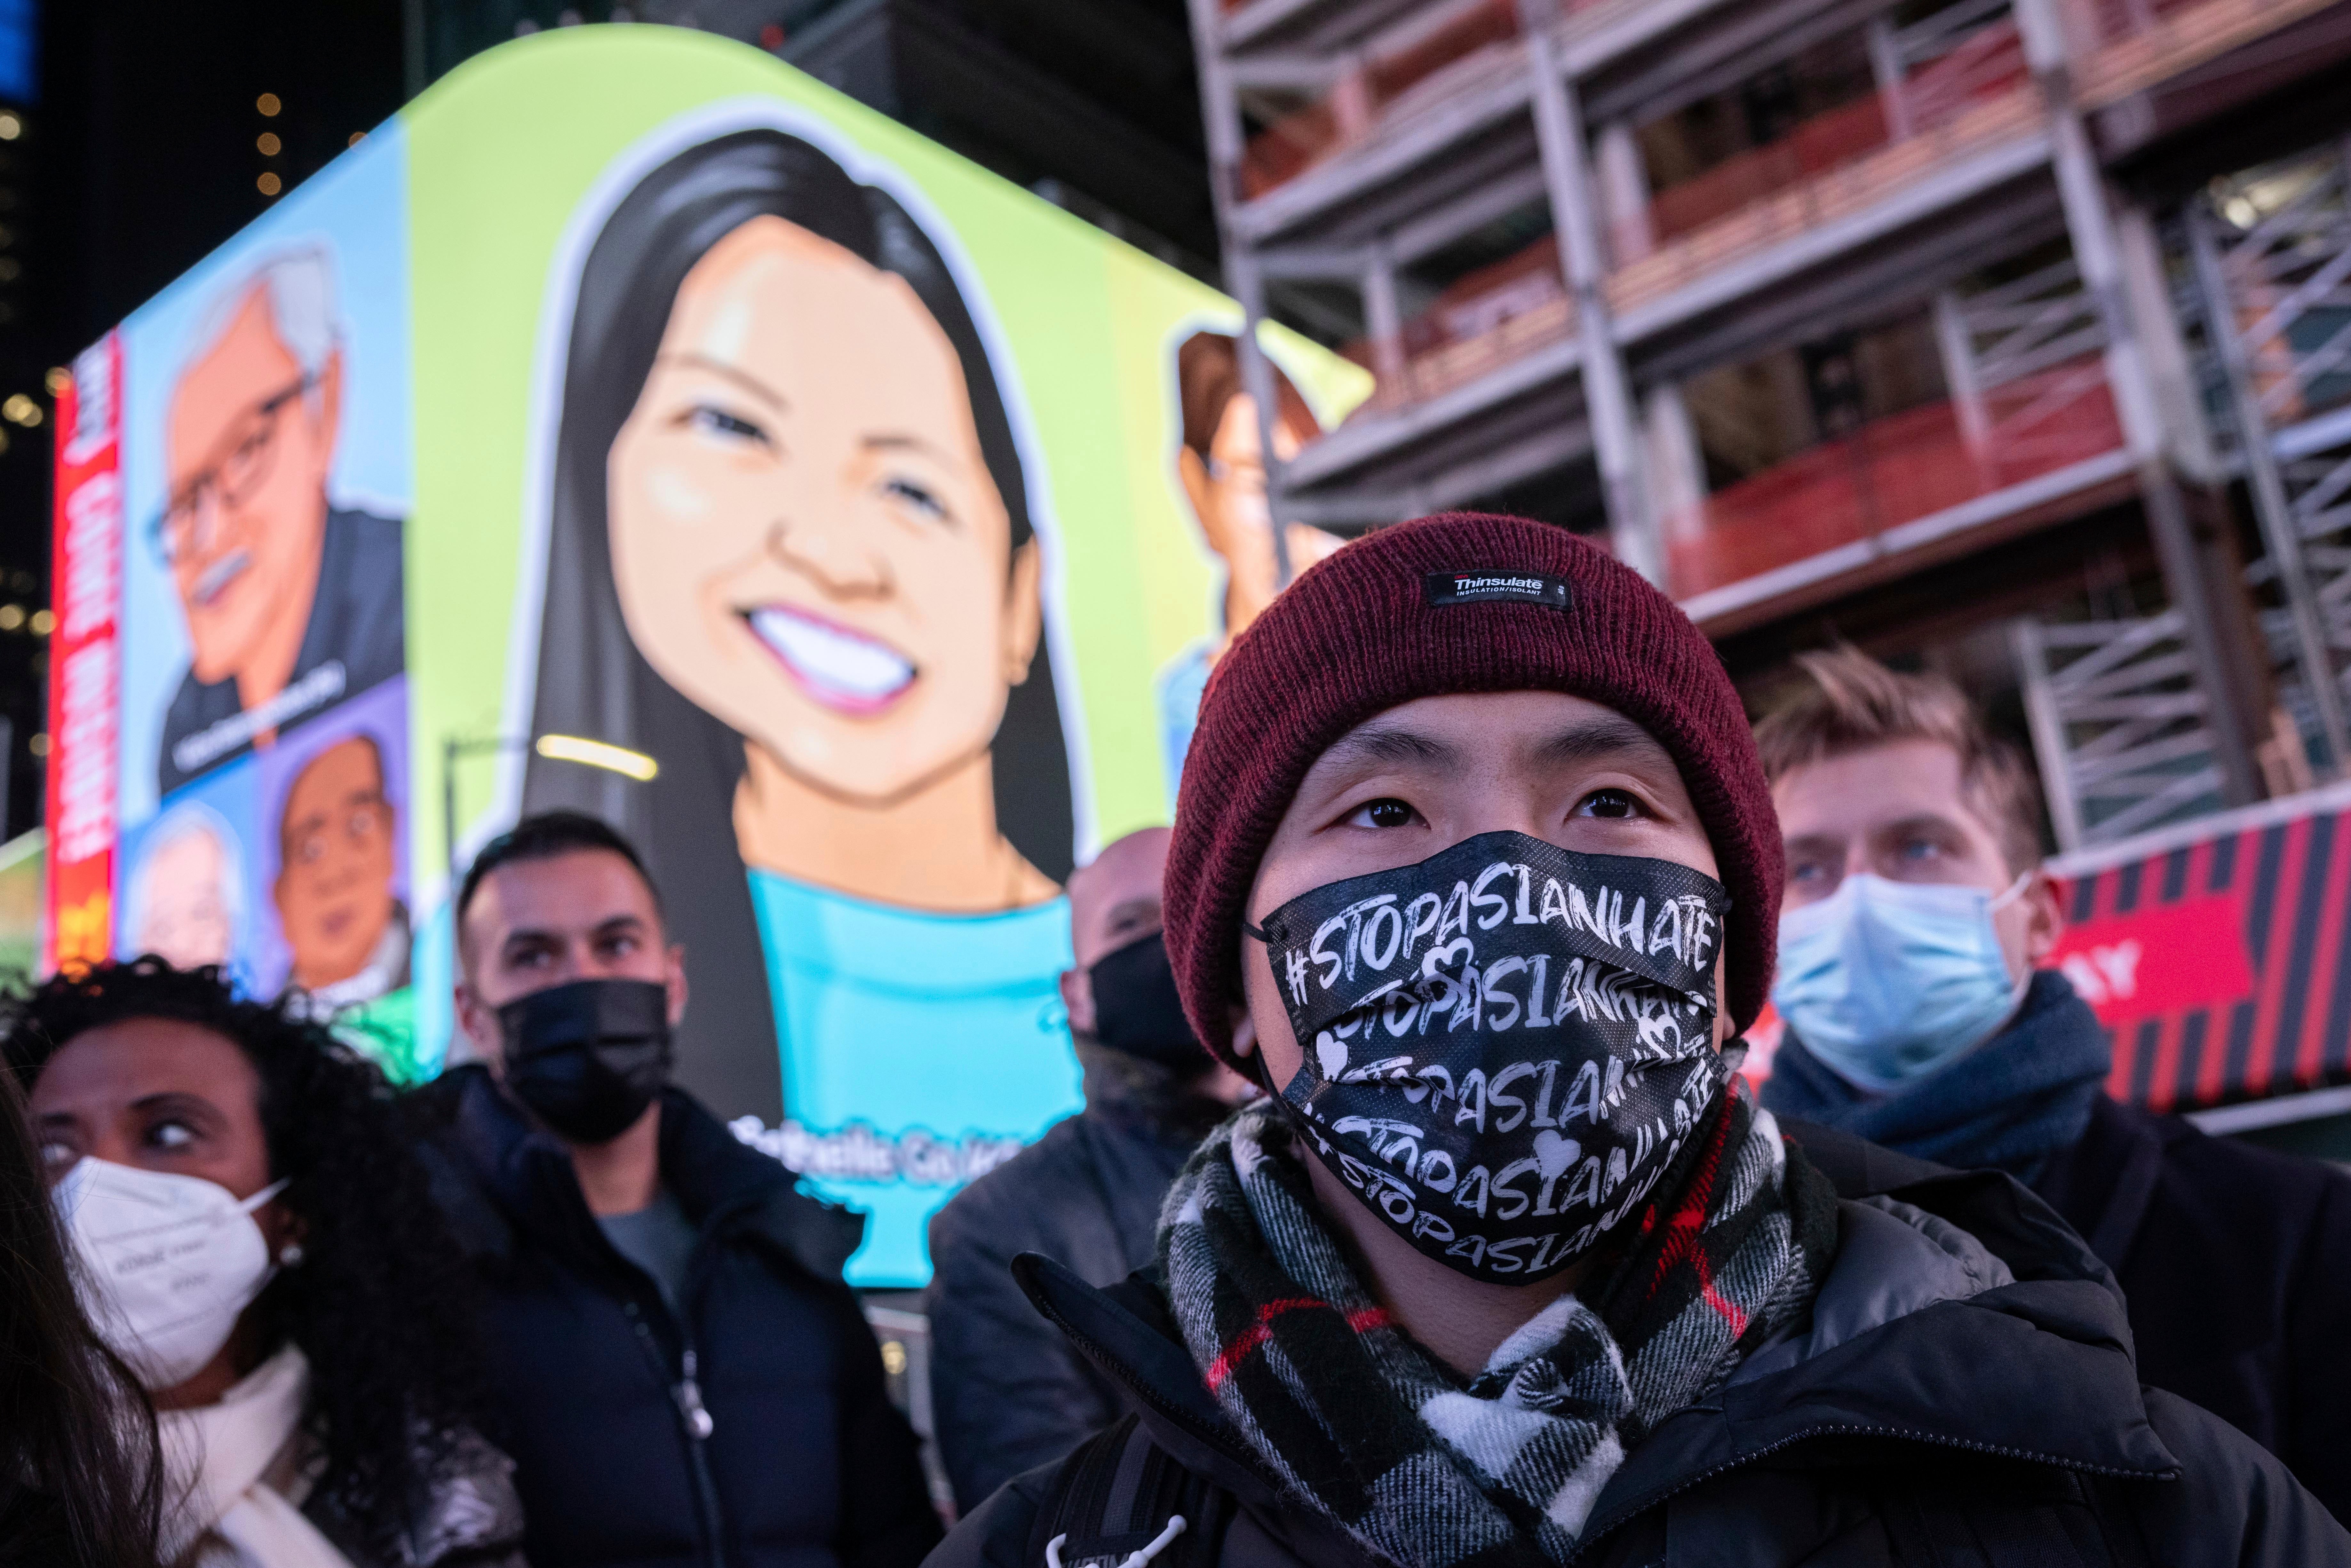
left=51, top=27, right=1368, bottom=1285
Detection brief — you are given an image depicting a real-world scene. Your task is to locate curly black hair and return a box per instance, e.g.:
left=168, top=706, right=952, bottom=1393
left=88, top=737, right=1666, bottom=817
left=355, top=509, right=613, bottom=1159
left=0, top=958, right=491, bottom=1563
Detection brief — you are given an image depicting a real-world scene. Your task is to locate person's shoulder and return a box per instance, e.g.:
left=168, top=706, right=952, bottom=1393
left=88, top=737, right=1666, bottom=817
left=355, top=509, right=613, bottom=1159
left=664, top=1092, right=868, bottom=1281
left=161, top=659, right=230, bottom=740
left=924, top=1460, right=1060, bottom=1568
left=2110, top=1386, right=2351, bottom=1564
left=932, top=1114, right=1094, bottom=1241
left=330, top=502, right=406, bottom=548
left=2111, top=1096, right=2351, bottom=1215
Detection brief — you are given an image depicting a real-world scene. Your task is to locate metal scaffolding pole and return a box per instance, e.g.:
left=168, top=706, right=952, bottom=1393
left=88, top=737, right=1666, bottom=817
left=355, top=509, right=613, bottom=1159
left=2186, top=201, right=2351, bottom=778
left=1183, top=0, right=1300, bottom=588
left=1518, top=0, right=1659, bottom=582
left=2020, top=0, right=2266, bottom=805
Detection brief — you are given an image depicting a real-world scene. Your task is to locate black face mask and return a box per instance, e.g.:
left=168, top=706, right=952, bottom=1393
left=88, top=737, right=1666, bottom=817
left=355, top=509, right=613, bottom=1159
left=497, top=978, right=674, bottom=1145
left=1248, top=830, right=1731, bottom=1284
left=1088, top=931, right=1213, bottom=1073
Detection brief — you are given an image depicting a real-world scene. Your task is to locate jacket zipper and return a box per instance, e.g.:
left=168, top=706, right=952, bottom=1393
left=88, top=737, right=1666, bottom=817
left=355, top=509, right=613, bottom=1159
left=625, top=1301, right=728, bottom=1568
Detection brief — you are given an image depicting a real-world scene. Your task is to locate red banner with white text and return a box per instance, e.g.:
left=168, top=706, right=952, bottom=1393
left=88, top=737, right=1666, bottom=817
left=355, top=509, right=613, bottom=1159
left=44, top=334, right=123, bottom=974
left=2045, top=785, right=2351, bottom=1112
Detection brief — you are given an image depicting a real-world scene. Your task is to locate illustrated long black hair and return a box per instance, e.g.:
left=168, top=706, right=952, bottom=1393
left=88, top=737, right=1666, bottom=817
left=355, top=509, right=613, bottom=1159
left=2, top=961, right=494, bottom=1566
left=0, top=1047, right=159, bottom=1568
left=523, top=128, right=1077, bottom=1122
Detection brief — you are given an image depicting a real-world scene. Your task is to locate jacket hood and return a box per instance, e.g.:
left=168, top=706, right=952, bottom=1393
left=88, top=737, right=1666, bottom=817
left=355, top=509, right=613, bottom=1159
left=426, top=1063, right=862, bottom=1284
left=1014, top=1119, right=2179, bottom=1561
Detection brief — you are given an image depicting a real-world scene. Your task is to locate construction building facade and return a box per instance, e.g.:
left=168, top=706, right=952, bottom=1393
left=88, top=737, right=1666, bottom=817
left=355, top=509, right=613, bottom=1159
left=1185, top=0, right=2351, bottom=863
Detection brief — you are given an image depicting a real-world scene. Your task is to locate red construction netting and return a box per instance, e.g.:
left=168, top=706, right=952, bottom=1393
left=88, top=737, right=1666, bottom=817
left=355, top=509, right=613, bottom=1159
left=1664, top=355, right=2123, bottom=600
left=1241, top=0, right=1523, bottom=197
left=1647, top=20, right=2025, bottom=244
left=1341, top=234, right=1574, bottom=411
left=2065, top=0, right=2210, bottom=48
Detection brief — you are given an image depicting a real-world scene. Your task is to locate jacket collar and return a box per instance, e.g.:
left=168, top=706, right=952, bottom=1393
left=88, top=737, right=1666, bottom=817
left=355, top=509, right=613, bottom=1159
left=1017, top=1130, right=2179, bottom=1563
left=444, top=1065, right=861, bottom=1284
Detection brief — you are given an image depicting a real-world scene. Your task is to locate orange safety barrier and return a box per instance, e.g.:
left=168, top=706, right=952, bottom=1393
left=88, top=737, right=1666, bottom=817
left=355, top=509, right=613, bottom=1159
left=1664, top=355, right=2122, bottom=600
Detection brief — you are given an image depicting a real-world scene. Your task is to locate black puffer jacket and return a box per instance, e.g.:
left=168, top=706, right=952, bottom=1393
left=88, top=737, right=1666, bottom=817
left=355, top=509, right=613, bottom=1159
left=416, top=1066, right=941, bottom=1568
left=924, top=1124, right=2349, bottom=1568
left=928, top=1048, right=1239, bottom=1516
left=2035, top=1092, right=2351, bottom=1520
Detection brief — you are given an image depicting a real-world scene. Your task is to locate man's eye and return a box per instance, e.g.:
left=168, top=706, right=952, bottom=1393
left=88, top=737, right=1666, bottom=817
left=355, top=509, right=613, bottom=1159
left=1347, top=798, right=1419, bottom=829
left=1576, top=789, right=1639, bottom=820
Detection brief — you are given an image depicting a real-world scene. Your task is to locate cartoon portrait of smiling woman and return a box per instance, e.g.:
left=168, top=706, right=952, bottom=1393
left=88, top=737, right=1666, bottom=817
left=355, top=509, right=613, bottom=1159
left=517, top=119, right=1082, bottom=1285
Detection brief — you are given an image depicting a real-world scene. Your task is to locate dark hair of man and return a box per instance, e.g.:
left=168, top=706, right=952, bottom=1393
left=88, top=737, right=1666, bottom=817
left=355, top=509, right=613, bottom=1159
left=522, top=127, right=1078, bottom=1119
left=0, top=960, right=492, bottom=1564
left=0, top=1060, right=161, bottom=1568
left=455, top=807, right=662, bottom=938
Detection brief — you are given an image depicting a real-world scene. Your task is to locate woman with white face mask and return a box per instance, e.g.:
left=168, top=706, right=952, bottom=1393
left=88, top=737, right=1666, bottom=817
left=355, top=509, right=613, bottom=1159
left=2, top=960, right=525, bottom=1568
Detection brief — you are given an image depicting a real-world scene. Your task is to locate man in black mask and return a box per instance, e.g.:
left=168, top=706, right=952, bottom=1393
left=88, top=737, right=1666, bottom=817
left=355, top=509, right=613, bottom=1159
left=926, top=826, right=1255, bottom=1513
left=417, top=809, right=939, bottom=1568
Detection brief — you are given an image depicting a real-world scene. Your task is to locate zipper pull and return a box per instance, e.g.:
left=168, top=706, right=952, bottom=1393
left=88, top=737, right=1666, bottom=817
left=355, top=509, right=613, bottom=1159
left=676, top=1348, right=715, bottom=1440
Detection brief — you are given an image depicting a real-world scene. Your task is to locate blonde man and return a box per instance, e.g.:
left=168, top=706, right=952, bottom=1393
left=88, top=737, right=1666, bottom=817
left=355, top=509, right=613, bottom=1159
left=1759, top=646, right=2351, bottom=1521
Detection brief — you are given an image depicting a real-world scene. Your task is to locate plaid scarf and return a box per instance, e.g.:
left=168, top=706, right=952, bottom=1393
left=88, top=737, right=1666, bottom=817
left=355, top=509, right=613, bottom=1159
left=1158, top=1080, right=1837, bottom=1568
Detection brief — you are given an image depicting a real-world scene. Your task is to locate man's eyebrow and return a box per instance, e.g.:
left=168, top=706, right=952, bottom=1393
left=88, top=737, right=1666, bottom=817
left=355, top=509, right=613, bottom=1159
left=1101, top=895, right=1161, bottom=928
left=1317, top=722, right=1462, bottom=773
left=660, top=351, right=789, bottom=411
left=1874, top=811, right=1972, bottom=839
left=1529, top=714, right=1676, bottom=771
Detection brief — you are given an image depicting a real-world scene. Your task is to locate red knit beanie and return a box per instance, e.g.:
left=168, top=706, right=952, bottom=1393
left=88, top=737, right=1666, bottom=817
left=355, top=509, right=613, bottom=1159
left=1164, top=511, right=1781, bottom=1068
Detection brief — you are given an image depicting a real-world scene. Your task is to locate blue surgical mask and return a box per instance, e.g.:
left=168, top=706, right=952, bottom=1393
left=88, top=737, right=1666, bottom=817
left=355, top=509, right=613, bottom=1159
left=1772, top=873, right=2030, bottom=1092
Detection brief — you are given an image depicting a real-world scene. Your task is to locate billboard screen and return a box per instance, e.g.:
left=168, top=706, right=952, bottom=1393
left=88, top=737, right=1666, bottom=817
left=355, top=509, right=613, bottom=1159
left=48, top=26, right=1370, bottom=1286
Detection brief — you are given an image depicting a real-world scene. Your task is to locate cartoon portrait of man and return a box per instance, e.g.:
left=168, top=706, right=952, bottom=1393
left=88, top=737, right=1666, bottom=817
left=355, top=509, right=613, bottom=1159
left=273, top=732, right=410, bottom=1011
left=124, top=803, right=245, bottom=973
left=1158, top=331, right=1345, bottom=803
left=154, top=245, right=405, bottom=794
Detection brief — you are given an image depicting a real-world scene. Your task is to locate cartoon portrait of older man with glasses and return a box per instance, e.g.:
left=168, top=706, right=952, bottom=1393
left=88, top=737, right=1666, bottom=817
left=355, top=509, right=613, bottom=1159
left=153, top=246, right=405, bottom=796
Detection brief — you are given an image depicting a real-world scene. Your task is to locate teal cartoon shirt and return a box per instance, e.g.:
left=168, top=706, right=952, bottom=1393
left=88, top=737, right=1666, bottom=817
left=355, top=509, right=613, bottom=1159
left=748, top=868, right=1080, bottom=1287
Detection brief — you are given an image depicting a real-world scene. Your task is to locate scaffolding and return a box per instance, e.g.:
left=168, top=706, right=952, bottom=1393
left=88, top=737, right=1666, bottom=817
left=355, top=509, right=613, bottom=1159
left=1188, top=0, right=2351, bottom=846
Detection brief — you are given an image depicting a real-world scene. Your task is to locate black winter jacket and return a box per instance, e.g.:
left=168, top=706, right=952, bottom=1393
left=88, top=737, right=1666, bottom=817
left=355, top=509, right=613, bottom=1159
left=416, top=1066, right=942, bottom=1568
left=2035, top=1092, right=2351, bottom=1520
left=923, top=1123, right=2349, bottom=1568
left=928, top=1106, right=1197, bottom=1512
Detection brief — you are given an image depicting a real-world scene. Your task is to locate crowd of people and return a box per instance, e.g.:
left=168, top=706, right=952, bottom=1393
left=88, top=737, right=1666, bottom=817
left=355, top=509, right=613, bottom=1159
left=3, top=510, right=2348, bottom=1568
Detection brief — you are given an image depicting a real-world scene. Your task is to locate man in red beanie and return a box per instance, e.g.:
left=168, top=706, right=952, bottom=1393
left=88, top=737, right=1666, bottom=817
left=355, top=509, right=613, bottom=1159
left=924, top=512, right=2346, bottom=1568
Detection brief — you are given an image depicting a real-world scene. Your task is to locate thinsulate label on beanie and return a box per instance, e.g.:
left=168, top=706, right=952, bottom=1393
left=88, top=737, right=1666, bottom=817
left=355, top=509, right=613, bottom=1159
left=1423, top=570, right=1572, bottom=611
